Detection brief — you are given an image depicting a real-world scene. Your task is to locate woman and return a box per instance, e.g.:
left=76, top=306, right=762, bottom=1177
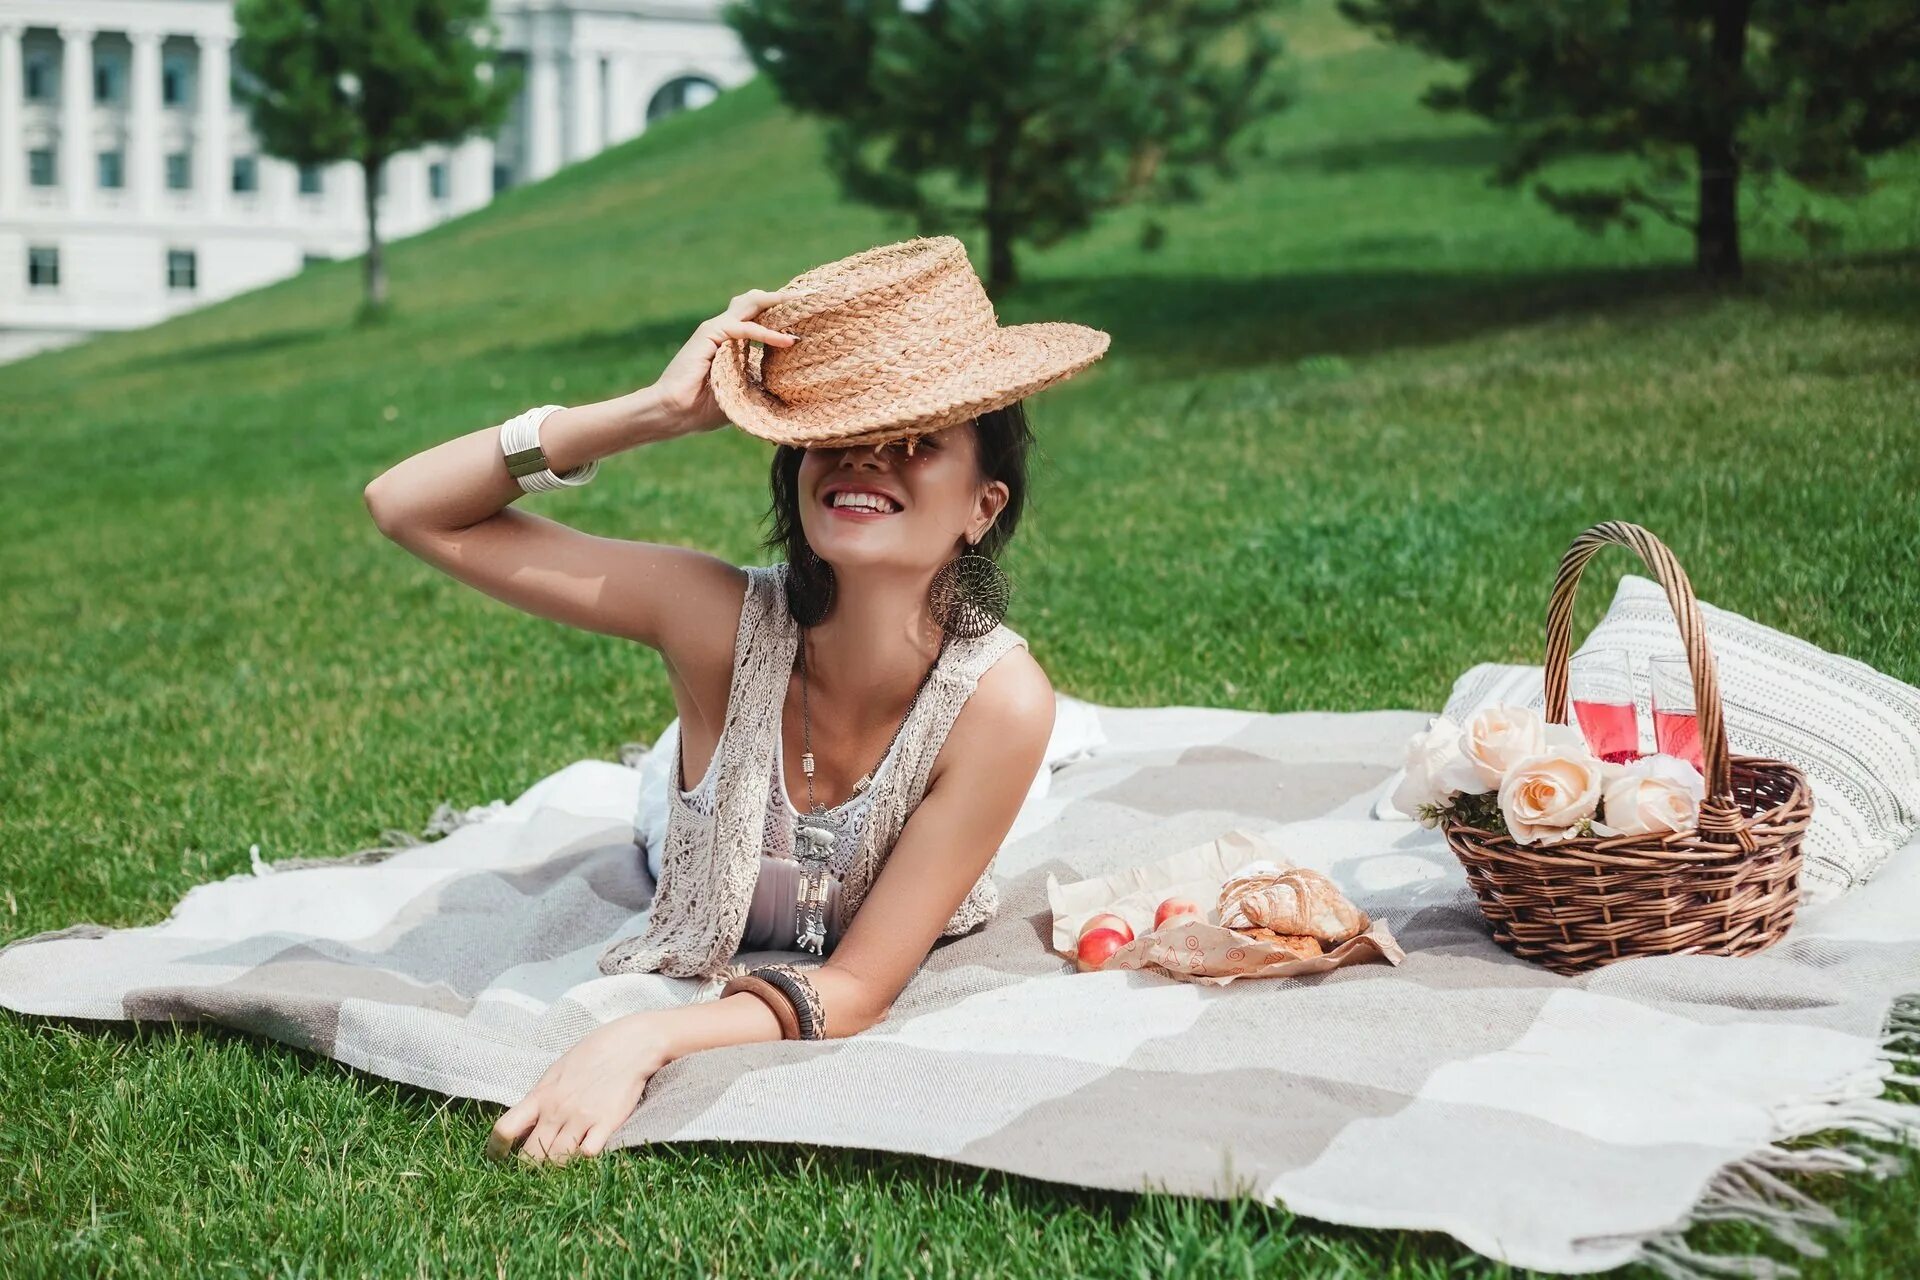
left=362, top=236, right=1108, bottom=1165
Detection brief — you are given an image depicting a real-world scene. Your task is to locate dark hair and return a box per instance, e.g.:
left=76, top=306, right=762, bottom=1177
left=762, top=400, right=1036, bottom=625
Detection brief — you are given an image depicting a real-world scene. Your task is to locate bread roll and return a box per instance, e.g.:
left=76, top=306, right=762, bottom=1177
left=1230, top=925, right=1325, bottom=960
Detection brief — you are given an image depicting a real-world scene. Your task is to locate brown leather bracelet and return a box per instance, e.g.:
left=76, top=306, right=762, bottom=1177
left=721, top=973, right=801, bottom=1040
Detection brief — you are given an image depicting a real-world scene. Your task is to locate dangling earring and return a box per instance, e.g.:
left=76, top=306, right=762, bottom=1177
left=928, top=537, right=1010, bottom=639
left=787, top=542, right=835, bottom=627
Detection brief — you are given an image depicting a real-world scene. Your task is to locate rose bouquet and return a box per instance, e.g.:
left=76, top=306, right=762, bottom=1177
left=1393, top=704, right=1709, bottom=845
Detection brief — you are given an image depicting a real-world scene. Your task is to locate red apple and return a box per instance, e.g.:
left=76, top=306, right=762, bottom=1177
left=1155, top=896, right=1204, bottom=930
left=1078, top=912, right=1134, bottom=944
left=1076, top=927, right=1129, bottom=971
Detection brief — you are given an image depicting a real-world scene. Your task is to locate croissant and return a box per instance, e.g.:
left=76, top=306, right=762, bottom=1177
left=1217, top=866, right=1367, bottom=944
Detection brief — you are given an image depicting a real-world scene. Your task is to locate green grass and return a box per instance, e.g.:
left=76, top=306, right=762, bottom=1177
left=4, top=2, right=1918, bottom=1273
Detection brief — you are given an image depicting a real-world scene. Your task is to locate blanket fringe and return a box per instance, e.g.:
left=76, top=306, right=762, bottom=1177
left=4, top=747, right=658, bottom=951
left=254, top=800, right=511, bottom=873
left=1628, top=992, right=1920, bottom=1280
left=0, top=922, right=116, bottom=956
left=253, top=738, right=653, bottom=873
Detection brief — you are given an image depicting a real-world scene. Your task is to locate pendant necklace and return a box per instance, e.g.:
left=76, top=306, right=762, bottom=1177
left=791, top=628, right=947, bottom=953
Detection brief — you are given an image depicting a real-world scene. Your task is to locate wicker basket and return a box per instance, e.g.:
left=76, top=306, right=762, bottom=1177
left=1444, top=522, right=1814, bottom=975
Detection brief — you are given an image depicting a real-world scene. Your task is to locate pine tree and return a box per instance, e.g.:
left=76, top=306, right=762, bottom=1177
left=1336, top=0, right=1920, bottom=280
left=232, top=0, right=517, bottom=313
left=725, top=0, right=1289, bottom=293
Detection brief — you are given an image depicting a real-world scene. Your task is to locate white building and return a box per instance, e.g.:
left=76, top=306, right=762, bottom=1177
left=0, top=0, right=752, bottom=362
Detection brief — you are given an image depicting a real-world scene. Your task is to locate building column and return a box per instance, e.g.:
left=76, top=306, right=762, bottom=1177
left=0, top=24, right=21, bottom=216
left=527, top=46, right=563, bottom=181
left=59, top=23, right=92, bottom=215
left=608, top=53, right=646, bottom=144
left=451, top=134, right=494, bottom=214
left=198, top=32, right=231, bottom=219
left=566, top=48, right=601, bottom=163
left=128, top=29, right=164, bottom=219
left=263, top=155, right=297, bottom=223
left=385, top=150, right=423, bottom=232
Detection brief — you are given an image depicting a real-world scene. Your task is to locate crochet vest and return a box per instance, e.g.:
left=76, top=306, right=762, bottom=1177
left=597, top=562, right=1028, bottom=980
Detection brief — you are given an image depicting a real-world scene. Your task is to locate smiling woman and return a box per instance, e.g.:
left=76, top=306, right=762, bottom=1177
left=360, top=235, right=1109, bottom=1164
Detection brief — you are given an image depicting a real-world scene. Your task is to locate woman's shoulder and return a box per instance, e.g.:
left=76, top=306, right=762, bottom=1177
left=932, top=641, right=1055, bottom=779
left=965, top=642, right=1053, bottom=729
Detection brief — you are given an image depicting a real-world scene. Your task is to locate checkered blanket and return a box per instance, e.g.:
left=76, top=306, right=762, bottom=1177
left=6, top=699, right=1918, bottom=1277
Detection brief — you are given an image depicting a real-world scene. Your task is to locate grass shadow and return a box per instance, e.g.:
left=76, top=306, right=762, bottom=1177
left=1015, top=247, right=1920, bottom=375
left=1271, top=131, right=1513, bottom=174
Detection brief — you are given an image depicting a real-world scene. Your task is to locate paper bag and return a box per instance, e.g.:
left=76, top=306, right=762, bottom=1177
left=1044, top=828, right=1404, bottom=986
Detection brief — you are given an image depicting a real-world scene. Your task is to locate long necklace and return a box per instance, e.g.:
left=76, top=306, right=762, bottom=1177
left=791, top=629, right=947, bottom=953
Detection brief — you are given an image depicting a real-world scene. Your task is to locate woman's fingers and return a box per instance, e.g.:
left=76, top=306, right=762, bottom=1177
left=546, top=1117, right=592, bottom=1166
left=486, top=1098, right=539, bottom=1162
left=734, top=320, right=798, bottom=346
left=520, top=1115, right=566, bottom=1165
left=728, top=287, right=799, bottom=317
left=578, top=1121, right=614, bottom=1159
left=703, top=316, right=796, bottom=348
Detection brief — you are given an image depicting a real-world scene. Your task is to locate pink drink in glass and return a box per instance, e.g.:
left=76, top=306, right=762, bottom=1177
left=1654, top=708, right=1704, bottom=772
left=1574, top=700, right=1640, bottom=764
left=1570, top=648, right=1641, bottom=763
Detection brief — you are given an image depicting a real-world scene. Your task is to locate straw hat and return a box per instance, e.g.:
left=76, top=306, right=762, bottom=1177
left=709, top=235, right=1110, bottom=449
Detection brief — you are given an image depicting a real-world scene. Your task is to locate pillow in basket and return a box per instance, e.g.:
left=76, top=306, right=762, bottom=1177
left=1372, top=575, right=1920, bottom=906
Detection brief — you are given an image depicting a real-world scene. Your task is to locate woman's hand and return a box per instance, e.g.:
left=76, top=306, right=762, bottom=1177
left=652, top=288, right=801, bottom=435
left=485, top=1011, right=678, bottom=1165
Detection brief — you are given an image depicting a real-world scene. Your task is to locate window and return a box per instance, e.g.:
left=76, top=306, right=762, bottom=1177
left=29, top=148, right=57, bottom=187
left=98, top=149, right=125, bottom=190
left=231, top=154, right=258, bottom=193
left=492, top=162, right=511, bottom=194
left=165, top=150, right=191, bottom=190
left=161, top=57, right=187, bottom=106
left=25, top=51, right=55, bottom=102
left=298, top=163, right=324, bottom=195
left=166, top=248, right=197, bottom=291
left=301, top=252, right=331, bottom=270
left=428, top=160, right=448, bottom=201
left=94, top=54, right=125, bottom=104
left=28, top=245, right=60, bottom=289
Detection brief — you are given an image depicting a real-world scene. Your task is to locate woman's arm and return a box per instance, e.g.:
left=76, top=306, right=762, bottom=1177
left=361, top=290, right=798, bottom=659
left=664, top=650, right=1056, bottom=1051
left=798, top=650, right=1056, bottom=1032
left=488, top=650, right=1057, bottom=1164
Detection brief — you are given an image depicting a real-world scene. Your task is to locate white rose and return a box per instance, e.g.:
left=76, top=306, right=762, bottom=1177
left=1497, top=745, right=1604, bottom=844
left=1391, top=715, right=1482, bottom=824
left=1593, top=753, right=1706, bottom=837
left=1460, top=704, right=1548, bottom=790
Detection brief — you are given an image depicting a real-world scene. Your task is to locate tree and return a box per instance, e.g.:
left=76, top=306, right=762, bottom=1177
left=724, top=0, right=1290, bottom=293
left=1336, top=0, right=1920, bottom=280
left=232, top=0, right=518, bottom=313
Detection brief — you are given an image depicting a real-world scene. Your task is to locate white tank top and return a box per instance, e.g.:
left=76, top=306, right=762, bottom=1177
left=651, top=707, right=911, bottom=953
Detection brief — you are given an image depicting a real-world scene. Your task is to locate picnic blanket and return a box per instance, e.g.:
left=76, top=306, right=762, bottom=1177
left=5, top=697, right=1919, bottom=1278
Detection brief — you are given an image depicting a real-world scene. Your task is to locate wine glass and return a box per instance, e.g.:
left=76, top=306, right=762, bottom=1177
left=1649, top=654, right=1705, bottom=772
left=1569, top=647, right=1640, bottom=763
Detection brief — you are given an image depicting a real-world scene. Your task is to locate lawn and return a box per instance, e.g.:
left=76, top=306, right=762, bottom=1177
left=3, top=3, right=1918, bottom=1274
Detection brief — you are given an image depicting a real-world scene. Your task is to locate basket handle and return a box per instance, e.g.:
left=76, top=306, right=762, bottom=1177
left=1542, top=522, right=1753, bottom=849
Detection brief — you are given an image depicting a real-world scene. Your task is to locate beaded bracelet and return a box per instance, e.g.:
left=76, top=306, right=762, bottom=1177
left=754, top=963, right=826, bottom=1040
left=720, top=962, right=827, bottom=1040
